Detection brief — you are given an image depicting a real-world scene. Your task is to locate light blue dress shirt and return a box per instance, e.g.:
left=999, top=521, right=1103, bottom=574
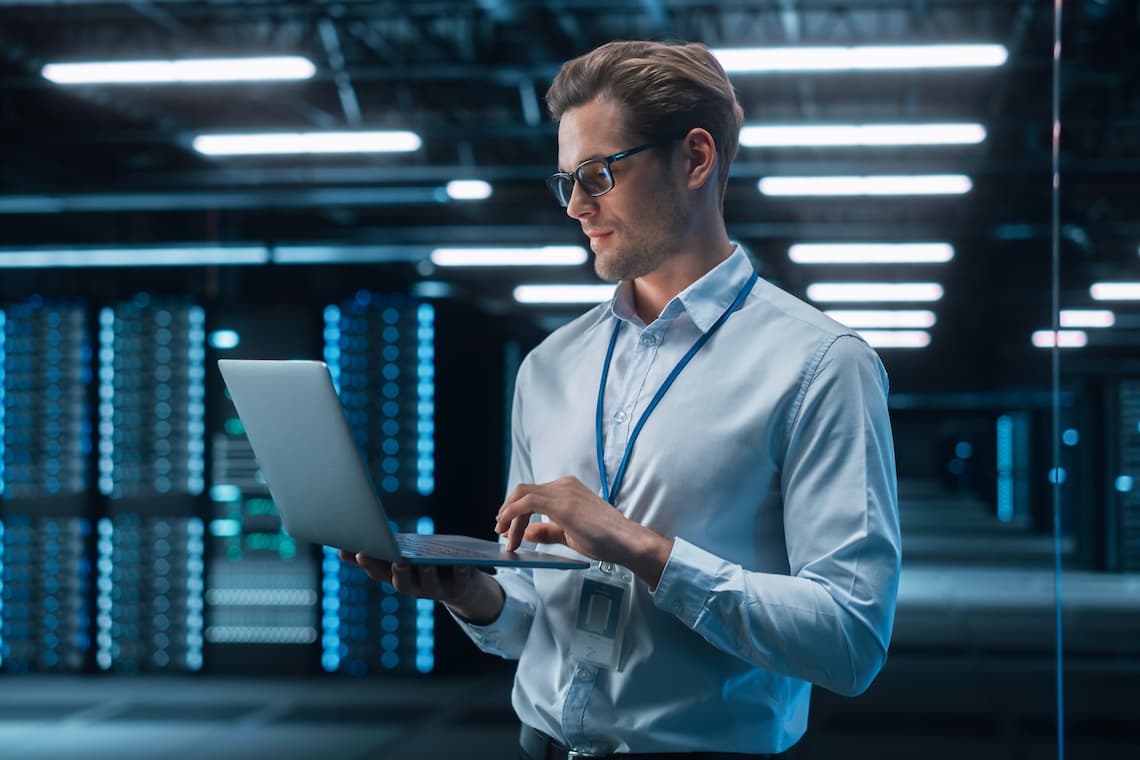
left=453, top=245, right=901, bottom=755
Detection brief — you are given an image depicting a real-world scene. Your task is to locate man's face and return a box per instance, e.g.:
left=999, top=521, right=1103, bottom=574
left=556, top=98, right=689, bottom=282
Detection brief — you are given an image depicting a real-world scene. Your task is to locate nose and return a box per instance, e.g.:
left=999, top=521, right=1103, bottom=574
left=565, top=180, right=596, bottom=220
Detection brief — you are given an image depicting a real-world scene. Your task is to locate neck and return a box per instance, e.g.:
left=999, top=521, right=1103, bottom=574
left=631, top=229, right=733, bottom=325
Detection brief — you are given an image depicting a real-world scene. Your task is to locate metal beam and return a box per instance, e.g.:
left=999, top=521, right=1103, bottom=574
left=318, top=16, right=364, bottom=127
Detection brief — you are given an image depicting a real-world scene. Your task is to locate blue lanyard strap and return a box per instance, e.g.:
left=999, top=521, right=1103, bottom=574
left=596, top=270, right=758, bottom=505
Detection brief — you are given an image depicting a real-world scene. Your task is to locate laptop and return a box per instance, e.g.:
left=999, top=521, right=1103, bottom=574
left=218, top=359, right=588, bottom=570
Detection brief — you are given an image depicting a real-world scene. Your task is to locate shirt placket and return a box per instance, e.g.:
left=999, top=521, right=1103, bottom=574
left=565, top=325, right=662, bottom=752
left=602, top=326, right=661, bottom=504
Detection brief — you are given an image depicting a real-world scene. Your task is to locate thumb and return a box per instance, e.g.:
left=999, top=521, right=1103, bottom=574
left=524, top=522, right=567, bottom=546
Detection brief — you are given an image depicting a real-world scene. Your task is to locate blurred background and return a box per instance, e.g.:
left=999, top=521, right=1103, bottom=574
left=0, top=1, right=1137, bottom=758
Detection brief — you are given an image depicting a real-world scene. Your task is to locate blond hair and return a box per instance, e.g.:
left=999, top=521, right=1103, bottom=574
left=546, top=40, right=744, bottom=199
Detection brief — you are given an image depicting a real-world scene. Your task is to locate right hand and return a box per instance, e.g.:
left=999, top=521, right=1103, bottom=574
left=338, top=550, right=504, bottom=624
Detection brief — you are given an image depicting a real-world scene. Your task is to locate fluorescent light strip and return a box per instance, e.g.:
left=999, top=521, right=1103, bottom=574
left=432, top=246, right=587, bottom=267
left=445, top=180, right=493, bottom=200
left=513, top=284, right=616, bottom=304
left=1032, top=330, right=1088, bottom=349
left=192, top=131, right=422, bottom=156
left=712, top=44, right=1008, bottom=72
left=0, top=246, right=269, bottom=267
left=807, top=283, right=944, bottom=302
left=857, top=330, right=931, bottom=349
left=760, top=175, right=972, bottom=196
left=1090, top=282, right=1140, bottom=301
left=825, top=310, right=937, bottom=329
left=741, top=123, right=985, bottom=147
left=1059, top=310, right=1115, bottom=328
left=790, top=243, right=953, bottom=264
left=42, top=56, right=316, bottom=84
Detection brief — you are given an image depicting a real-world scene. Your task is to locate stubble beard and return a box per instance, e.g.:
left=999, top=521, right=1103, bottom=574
left=591, top=184, right=690, bottom=283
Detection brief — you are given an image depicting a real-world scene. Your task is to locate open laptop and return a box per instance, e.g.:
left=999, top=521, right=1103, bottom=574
left=218, top=359, right=588, bottom=570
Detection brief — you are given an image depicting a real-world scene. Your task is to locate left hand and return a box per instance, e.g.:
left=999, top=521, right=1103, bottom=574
left=495, top=475, right=674, bottom=587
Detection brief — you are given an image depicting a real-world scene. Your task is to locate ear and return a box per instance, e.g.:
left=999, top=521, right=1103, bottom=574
left=681, top=128, right=718, bottom=191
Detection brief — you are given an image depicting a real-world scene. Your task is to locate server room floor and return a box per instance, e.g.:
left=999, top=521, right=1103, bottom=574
left=1, top=562, right=1138, bottom=760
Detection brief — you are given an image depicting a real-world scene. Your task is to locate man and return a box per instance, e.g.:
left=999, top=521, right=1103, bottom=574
left=343, top=40, right=901, bottom=758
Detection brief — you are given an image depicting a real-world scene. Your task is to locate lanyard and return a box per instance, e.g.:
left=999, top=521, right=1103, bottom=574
left=595, top=271, right=758, bottom=505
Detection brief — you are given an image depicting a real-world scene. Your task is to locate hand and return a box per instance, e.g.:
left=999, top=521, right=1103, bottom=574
left=338, top=549, right=505, bottom=625
left=494, top=476, right=674, bottom=588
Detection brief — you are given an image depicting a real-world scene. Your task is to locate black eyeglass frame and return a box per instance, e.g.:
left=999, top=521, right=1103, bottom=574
left=545, top=142, right=661, bottom=208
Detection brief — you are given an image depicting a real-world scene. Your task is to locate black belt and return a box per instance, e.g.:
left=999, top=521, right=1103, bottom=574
left=519, top=724, right=772, bottom=760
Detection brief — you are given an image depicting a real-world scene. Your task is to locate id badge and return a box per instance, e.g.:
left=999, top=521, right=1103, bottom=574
left=569, top=561, right=634, bottom=671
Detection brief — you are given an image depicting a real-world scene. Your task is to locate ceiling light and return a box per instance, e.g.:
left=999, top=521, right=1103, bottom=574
left=740, top=123, right=986, bottom=147
left=856, top=330, right=932, bottom=348
left=790, top=243, right=953, bottom=264
left=1058, top=310, right=1115, bottom=328
left=432, top=246, right=587, bottom=267
left=445, top=180, right=493, bottom=200
left=1032, top=330, right=1088, bottom=348
left=760, top=175, right=972, bottom=196
left=192, top=131, right=422, bottom=156
left=1090, top=282, right=1140, bottom=301
left=42, top=56, right=316, bottom=84
left=825, top=310, right=937, bottom=328
left=0, top=246, right=269, bottom=267
left=806, top=283, right=944, bottom=302
left=513, top=284, right=616, bottom=304
left=712, top=44, right=1008, bottom=73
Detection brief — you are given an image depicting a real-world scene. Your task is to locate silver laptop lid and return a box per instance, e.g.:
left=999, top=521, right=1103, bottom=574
left=218, top=359, right=403, bottom=561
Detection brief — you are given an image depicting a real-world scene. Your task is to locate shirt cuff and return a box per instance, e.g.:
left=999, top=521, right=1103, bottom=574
left=447, top=573, right=533, bottom=656
left=650, top=536, right=723, bottom=629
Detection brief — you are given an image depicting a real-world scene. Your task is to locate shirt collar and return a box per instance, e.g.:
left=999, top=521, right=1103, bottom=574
left=585, top=244, right=756, bottom=335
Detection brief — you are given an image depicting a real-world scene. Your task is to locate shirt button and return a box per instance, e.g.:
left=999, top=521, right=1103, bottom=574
left=639, top=333, right=658, bottom=347
left=613, top=410, right=629, bottom=424
left=672, top=602, right=683, bottom=614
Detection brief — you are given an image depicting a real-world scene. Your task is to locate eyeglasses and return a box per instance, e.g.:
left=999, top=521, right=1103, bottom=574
left=545, top=142, right=659, bottom=208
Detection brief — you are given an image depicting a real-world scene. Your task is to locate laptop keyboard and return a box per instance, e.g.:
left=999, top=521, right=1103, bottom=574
left=395, top=533, right=496, bottom=558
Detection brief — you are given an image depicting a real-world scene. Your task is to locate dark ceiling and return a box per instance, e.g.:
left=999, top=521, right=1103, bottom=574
left=1, top=0, right=1138, bottom=386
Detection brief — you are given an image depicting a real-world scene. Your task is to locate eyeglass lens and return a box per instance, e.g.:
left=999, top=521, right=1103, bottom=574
left=549, top=160, right=614, bottom=206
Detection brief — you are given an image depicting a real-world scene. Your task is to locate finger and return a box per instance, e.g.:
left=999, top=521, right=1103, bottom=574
left=338, top=549, right=358, bottom=565
left=498, top=483, right=539, bottom=518
left=506, top=513, right=531, bottom=552
left=417, top=565, right=445, bottom=599
left=497, top=491, right=545, bottom=533
left=524, top=522, right=567, bottom=546
left=390, top=562, right=416, bottom=595
left=355, top=553, right=393, bottom=583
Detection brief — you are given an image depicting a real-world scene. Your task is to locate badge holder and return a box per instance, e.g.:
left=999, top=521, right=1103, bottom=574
left=569, top=561, right=634, bottom=671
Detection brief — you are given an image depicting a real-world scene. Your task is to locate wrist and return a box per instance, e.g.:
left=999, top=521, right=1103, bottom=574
left=446, top=572, right=505, bottom=626
left=623, top=525, right=674, bottom=591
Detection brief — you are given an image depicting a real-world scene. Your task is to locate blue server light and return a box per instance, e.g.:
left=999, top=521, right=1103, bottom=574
left=996, top=415, right=1013, bottom=523
left=320, top=546, right=342, bottom=672
left=0, top=520, right=5, bottom=668
left=186, top=518, right=204, bottom=670
left=416, top=304, right=435, bottom=496
left=207, top=329, right=240, bottom=350
left=0, top=309, right=6, bottom=496
left=97, top=308, right=115, bottom=496
left=95, top=518, right=113, bottom=670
